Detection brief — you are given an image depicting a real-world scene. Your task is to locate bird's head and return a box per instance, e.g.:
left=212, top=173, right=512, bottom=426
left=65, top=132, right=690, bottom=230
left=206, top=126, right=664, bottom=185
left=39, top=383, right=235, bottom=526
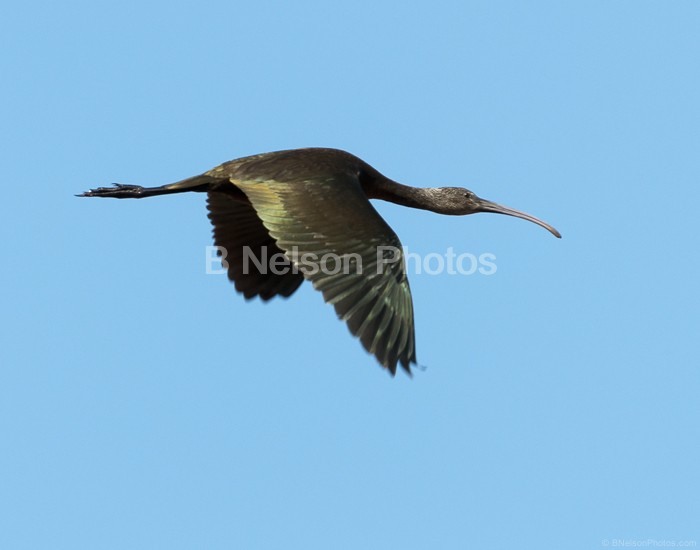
left=432, top=187, right=561, bottom=238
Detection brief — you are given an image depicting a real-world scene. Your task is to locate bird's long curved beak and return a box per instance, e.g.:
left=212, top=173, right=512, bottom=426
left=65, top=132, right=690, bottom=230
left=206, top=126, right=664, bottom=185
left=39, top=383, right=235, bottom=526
left=476, top=198, right=561, bottom=238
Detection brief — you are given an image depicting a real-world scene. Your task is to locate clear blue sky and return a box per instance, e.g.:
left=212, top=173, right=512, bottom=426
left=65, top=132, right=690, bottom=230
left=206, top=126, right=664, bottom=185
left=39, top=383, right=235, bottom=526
left=1, top=1, right=698, bottom=548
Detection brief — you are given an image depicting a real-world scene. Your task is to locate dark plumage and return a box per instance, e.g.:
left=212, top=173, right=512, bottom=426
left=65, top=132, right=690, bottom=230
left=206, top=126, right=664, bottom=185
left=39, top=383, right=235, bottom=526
left=80, top=147, right=560, bottom=375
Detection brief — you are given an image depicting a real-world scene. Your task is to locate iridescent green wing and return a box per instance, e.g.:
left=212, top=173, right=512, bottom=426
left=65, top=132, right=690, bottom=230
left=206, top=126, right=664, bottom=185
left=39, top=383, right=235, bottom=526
left=234, top=173, right=416, bottom=375
left=206, top=191, right=304, bottom=301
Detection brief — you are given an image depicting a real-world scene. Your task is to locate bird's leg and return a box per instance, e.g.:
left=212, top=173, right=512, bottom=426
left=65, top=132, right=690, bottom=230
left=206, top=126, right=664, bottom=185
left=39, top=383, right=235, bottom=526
left=78, top=175, right=213, bottom=199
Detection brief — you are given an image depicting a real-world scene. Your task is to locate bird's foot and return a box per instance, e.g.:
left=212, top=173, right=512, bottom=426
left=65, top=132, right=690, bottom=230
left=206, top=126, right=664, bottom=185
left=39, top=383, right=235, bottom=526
left=77, top=184, right=145, bottom=198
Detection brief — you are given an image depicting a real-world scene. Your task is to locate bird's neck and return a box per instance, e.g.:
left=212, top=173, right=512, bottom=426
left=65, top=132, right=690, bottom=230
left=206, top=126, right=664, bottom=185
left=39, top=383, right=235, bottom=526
left=369, top=176, right=443, bottom=213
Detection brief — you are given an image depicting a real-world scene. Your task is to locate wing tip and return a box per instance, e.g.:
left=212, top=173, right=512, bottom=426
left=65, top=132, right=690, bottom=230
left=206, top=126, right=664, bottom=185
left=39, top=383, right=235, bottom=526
left=383, top=353, right=417, bottom=377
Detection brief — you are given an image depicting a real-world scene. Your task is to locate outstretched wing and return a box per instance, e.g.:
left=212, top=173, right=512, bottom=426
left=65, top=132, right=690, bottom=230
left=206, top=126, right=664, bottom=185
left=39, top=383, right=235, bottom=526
left=233, top=173, right=416, bottom=375
left=206, top=191, right=304, bottom=300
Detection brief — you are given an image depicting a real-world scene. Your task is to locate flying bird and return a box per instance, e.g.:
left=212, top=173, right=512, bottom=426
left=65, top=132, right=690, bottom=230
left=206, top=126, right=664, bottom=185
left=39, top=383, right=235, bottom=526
left=80, top=148, right=560, bottom=375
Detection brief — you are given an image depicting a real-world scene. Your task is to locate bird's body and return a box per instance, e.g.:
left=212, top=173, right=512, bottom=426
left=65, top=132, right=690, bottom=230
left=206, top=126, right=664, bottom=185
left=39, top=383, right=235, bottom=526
left=81, top=147, right=560, bottom=375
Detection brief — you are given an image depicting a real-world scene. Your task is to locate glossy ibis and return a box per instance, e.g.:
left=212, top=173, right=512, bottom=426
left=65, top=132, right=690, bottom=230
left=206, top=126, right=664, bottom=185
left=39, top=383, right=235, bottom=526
left=80, top=148, right=560, bottom=375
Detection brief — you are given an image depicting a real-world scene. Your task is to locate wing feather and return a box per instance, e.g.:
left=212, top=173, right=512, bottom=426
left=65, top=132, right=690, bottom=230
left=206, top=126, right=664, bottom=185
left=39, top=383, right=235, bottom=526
left=206, top=191, right=304, bottom=301
left=234, top=173, right=416, bottom=374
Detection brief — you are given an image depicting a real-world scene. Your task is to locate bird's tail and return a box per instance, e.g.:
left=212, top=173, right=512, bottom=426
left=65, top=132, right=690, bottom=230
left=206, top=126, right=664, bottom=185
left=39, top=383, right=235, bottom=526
left=78, top=174, right=215, bottom=199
